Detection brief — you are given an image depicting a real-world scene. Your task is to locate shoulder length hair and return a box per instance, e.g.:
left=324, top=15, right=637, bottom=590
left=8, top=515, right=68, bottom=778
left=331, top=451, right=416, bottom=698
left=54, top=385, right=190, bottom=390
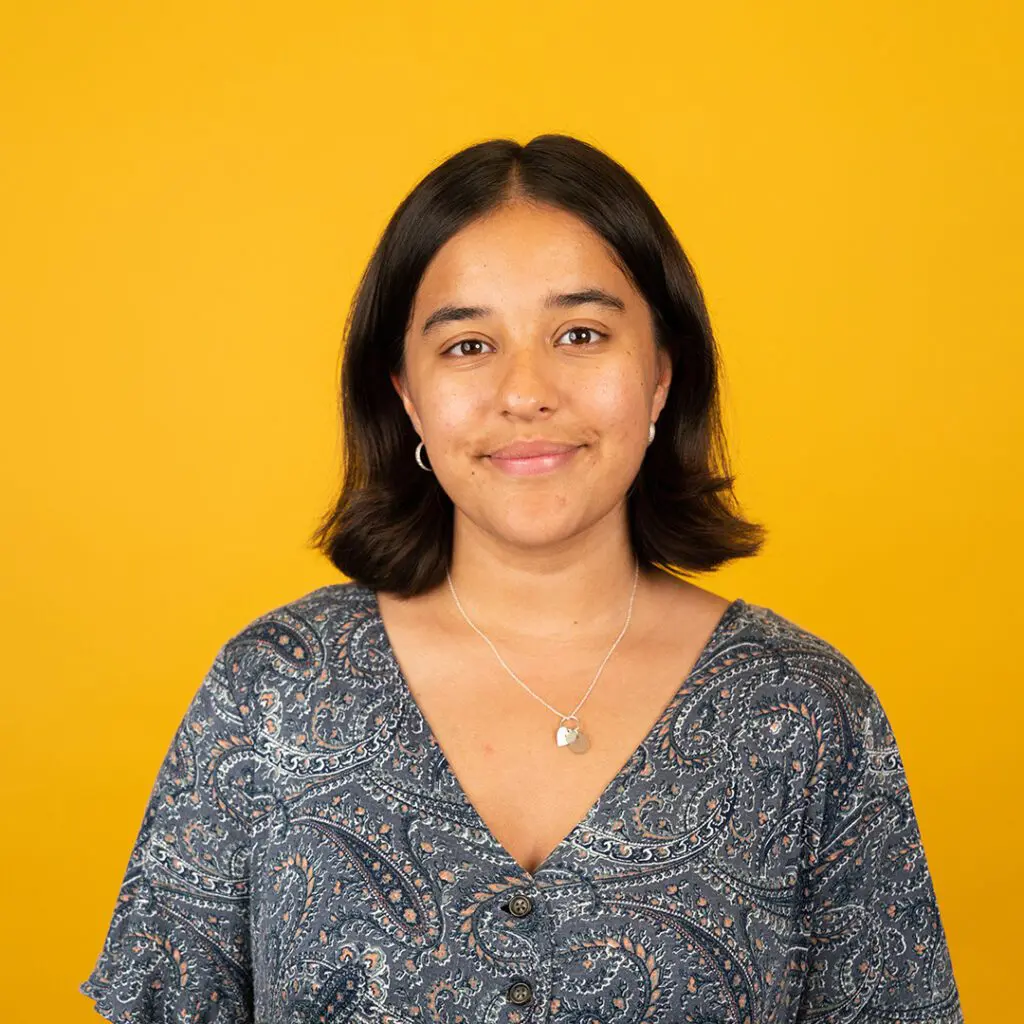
left=309, top=134, right=766, bottom=597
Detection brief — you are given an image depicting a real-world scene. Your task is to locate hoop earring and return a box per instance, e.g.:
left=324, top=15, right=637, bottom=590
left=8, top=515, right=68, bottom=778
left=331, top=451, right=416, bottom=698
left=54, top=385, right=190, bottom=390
left=647, top=422, right=656, bottom=445
left=415, top=440, right=433, bottom=472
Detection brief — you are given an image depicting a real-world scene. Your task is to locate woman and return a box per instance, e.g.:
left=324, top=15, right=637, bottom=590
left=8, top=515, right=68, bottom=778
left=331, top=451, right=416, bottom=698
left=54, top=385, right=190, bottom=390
left=81, top=135, right=963, bottom=1023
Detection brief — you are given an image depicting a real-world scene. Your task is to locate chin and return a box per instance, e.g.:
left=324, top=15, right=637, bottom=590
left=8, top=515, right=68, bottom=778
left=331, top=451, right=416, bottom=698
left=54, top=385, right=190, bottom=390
left=483, top=504, right=598, bottom=546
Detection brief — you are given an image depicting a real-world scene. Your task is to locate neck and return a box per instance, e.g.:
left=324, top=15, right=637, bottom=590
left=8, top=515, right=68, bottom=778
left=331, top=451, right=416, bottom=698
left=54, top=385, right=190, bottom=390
left=442, top=508, right=655, bottom=646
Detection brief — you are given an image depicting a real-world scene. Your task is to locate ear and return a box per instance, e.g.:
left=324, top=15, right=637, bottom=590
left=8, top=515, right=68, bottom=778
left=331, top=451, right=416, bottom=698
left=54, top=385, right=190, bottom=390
left=651, top=346, right=672, bottom=421
left=390, top=370, right=424, bottom=437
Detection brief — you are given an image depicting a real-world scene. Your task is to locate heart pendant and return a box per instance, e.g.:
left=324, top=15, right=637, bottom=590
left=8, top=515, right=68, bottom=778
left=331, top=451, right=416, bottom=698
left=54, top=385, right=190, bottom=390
left=556, top=725, right=579, bottom=747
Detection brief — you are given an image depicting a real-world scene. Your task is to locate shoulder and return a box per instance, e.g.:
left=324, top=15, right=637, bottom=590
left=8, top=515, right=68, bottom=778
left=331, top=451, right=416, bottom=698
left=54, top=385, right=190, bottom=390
left=655, top=578, right=874, bottom=706
left=239, top=578, right=377, bottom=625
left=735, top=598, right=866, bottom=669
left=726, top=598, right=895, bottom=752
left=224, top=579, right=378, bottom=646
left=701, top=599, right=911, bottom=843
left=216, top=580, right=387, bottom=693
left=204, top=581, right=402, bottom=765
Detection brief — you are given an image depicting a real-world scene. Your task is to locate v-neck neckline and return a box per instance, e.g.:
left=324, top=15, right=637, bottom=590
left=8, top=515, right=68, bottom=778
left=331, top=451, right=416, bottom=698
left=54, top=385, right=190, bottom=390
left=365, top=586, right=747, bottom=882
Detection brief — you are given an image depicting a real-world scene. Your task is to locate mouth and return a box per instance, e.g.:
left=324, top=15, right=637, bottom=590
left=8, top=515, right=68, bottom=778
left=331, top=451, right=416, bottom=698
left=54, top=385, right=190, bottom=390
left=485, top=444, right=584, bottom=476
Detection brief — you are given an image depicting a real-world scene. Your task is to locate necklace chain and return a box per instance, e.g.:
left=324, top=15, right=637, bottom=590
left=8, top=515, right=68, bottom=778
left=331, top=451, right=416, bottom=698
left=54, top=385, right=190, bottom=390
left=444, top=560, right=640, bottom=724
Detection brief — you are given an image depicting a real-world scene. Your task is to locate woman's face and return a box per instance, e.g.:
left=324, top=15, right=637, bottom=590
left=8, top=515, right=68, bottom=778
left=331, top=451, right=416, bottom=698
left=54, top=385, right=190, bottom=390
left=392, top=198, right=672, bottom=550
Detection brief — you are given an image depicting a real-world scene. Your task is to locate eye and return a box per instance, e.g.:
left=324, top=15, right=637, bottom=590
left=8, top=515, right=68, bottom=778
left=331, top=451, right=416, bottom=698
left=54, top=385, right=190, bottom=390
left=556, top=325, right=607, bottom=347
left=441, top=326, right=607, bottom=359
left=442, top=339, right=495, bottom=358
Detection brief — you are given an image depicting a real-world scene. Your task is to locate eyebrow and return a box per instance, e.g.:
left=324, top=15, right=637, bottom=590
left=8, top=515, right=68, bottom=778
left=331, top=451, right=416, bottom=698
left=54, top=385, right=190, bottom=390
left=420, top=287, right=627, bottom=336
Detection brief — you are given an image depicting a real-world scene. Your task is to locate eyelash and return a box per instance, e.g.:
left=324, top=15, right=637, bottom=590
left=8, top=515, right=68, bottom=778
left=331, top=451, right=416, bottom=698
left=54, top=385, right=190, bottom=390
left=442, top=325, right=608, bottom=359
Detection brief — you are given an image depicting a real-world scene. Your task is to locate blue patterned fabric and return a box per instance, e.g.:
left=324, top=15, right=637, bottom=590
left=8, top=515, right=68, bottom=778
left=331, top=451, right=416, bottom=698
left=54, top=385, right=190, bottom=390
left=81, top=581, right=963, bottom=1022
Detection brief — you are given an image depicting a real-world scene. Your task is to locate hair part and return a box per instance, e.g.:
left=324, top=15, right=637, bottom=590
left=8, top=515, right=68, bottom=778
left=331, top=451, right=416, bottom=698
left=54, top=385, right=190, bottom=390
left=308, top=134, right=766, bottom=596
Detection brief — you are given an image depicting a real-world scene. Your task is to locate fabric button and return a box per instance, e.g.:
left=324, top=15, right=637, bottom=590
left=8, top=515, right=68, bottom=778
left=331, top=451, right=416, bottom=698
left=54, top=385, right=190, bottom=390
left=507, top=893, right=534, bottom=917
left=506, top=980, right=533, bottom=1005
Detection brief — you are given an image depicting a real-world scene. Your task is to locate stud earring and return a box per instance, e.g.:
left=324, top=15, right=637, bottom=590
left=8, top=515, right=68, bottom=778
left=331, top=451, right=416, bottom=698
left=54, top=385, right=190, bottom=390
left=648, top=422, right=656, bottom=445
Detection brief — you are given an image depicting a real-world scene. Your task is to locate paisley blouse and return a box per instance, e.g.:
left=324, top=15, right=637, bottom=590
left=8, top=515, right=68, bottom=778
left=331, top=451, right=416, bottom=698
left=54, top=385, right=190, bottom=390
left=81, top=581, right=963, bottom=1023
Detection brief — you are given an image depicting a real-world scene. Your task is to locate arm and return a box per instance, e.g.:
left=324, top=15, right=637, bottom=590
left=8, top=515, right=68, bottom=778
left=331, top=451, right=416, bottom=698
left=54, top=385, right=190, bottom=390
left=795, top=672, right=962, bottom=1023
left=80, top=640, right=256, bottom=1023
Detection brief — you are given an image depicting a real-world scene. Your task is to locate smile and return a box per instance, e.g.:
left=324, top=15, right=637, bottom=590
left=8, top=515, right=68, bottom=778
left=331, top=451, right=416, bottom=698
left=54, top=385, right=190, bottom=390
left=485, top=446, right=583, bottom=476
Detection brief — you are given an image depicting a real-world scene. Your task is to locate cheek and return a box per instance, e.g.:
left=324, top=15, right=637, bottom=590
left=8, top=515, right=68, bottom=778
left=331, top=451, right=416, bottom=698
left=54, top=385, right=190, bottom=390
left=583, top=364, right=650, bottom=434
left=423, top=379, right=484, bottom=439
left=421, top=375, right=469, bottom=421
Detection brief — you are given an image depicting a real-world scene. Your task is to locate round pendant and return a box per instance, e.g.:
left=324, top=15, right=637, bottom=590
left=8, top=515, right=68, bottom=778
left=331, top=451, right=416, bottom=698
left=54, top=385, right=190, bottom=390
left=568, top=731, right=590, bottom=754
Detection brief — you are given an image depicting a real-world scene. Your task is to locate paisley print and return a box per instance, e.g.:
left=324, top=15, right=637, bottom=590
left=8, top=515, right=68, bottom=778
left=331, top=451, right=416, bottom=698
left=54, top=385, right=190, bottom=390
left=81, top=582, right=963, bottom=1022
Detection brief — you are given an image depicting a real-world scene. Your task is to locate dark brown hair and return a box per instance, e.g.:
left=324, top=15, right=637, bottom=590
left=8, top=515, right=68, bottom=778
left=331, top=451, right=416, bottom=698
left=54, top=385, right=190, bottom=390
left=309, top=134, right=766, bottom=596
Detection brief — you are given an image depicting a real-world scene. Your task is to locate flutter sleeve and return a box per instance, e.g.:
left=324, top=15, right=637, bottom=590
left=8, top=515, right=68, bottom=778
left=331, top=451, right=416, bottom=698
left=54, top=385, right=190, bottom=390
left=80, top=639, right=256, bottom=1023
left=795, top=667, right=964, bottom=1023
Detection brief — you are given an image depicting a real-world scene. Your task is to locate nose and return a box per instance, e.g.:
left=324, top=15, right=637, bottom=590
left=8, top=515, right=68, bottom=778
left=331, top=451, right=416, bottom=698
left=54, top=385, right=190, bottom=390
left=497, top=343, right=558, bottom=417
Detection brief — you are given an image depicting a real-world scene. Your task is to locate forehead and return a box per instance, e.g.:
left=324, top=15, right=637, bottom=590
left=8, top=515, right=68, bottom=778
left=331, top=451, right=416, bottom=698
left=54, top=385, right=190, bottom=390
left=412, top=201, right=635, bottom=307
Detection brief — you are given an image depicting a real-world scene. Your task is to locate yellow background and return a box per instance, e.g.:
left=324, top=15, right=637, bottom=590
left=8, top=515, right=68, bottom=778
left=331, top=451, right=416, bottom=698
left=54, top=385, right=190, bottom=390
left=2, top=3, right=1020, bottom=1020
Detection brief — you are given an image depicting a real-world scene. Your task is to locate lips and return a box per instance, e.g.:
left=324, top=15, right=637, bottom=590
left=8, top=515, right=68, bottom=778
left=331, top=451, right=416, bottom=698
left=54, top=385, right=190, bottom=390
left=489, top=440, right=582, bottom=460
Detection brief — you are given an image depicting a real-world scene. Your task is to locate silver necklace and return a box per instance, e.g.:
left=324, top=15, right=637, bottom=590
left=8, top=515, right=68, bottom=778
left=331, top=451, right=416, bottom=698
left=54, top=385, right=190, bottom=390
left=444, top=560, right=640, bottom=754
